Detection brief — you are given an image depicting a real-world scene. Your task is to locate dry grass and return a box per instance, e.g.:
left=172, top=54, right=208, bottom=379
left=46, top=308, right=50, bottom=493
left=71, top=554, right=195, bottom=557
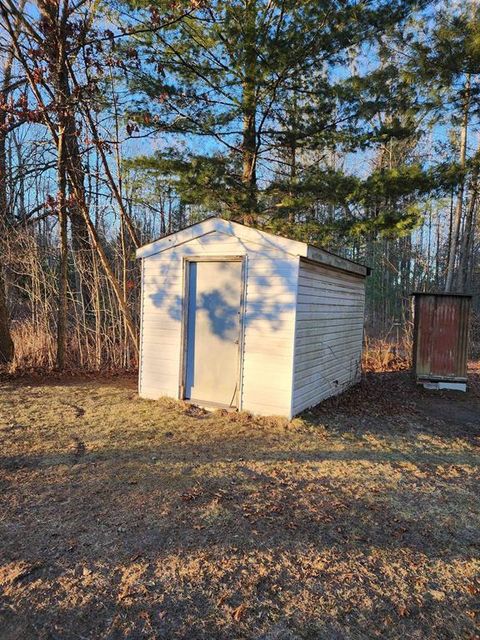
left=6, top=320, right=138, bottom=375
left=362, top=334, right=412, bottom=373
left=0, top=370, right=479, bottom=639
left=8, top=321, right=57, bottom=372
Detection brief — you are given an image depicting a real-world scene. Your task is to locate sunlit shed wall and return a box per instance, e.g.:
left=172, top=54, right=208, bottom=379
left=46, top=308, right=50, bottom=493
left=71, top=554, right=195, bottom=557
left=136, top=218, right=369, bottom=418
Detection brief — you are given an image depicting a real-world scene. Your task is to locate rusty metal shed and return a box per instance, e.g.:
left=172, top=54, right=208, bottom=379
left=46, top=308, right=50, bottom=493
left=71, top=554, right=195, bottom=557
left=412, top=292, right=472, bottom=391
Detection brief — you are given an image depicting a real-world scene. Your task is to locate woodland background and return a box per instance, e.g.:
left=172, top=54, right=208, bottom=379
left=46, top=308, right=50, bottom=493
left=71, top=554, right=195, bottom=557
left=0, top=0, right=479, bottom=373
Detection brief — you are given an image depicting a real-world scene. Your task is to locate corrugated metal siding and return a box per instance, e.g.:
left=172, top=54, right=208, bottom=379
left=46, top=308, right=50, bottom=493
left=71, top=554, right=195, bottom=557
left=140, top=230, right=298, bottom=416
left=413, top=294, right=471, bottom=381
left=291, top=260, right=366, bottom=415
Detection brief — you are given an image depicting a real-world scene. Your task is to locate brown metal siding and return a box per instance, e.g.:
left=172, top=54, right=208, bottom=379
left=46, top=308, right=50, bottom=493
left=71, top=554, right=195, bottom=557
left=413, top=294, right=471, bottom=381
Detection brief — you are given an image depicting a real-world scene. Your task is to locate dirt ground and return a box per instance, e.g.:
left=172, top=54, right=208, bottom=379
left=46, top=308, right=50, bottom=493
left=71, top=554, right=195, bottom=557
left=0, top=368, right=479, bottom=640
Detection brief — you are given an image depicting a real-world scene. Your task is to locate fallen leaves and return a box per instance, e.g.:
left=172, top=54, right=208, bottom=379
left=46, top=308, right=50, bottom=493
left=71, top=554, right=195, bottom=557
left=232, top=603, right=247, bottom=622
left=0, top=376, right=479, bottom=639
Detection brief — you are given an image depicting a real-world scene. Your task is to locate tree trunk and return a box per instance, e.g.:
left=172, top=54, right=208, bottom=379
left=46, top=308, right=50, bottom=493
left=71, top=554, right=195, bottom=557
left=56, top=127, right=68, bottom=369
left=3, top=8, right=140, bottom=351
left=40, top=0, right=92, bottom=313
left=458, top=156, right=479, bottom=292
left=241, top=0, right=258, bottom=223
left=288, top=131, right=297, bottom=224
left=0, top=134, right=14, bottom=364
left=0, top=30, right=19, bottom=365
left=0, top=266, right=14, bottom=365
left=67, top=132, right=92, bottom=274
left=445, top=73, right=470, bottom=292
left=62, top=86, right=93, bottom=313
left=400, top=234, right=411, bottom=323
left=51, top=0, right=70, bottom=369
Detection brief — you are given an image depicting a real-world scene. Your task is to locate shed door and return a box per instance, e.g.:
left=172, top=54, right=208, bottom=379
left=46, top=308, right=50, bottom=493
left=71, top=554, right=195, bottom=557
left=184, top=260, right=242, bottom=406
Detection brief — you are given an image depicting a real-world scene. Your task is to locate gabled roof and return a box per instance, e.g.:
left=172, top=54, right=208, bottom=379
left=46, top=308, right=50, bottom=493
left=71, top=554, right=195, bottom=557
left=136, top=217, right=369, bottom=277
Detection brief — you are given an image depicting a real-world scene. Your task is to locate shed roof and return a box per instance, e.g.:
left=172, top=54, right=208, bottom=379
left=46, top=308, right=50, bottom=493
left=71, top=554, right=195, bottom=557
left=136, top=217, right=369, bottom=277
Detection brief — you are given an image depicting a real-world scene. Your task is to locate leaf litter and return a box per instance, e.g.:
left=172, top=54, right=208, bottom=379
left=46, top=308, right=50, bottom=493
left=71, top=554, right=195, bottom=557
left=0, top=369, right=479, bottom=639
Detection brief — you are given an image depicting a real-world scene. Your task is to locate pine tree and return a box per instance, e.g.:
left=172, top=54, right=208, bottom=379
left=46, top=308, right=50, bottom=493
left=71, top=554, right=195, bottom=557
left=114, top=0, right=423, bottom=226
left=408, top=0, right=480, bottom=292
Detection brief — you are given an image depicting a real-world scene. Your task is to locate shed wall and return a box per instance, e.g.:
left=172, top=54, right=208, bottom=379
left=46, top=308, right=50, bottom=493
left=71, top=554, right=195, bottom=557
left=292, top=260, right=366, bottom=415
left=140, top=230, right=299, bottom=416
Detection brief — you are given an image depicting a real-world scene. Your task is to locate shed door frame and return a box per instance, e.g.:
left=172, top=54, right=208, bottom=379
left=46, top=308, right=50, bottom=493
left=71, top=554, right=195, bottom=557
left=179, top=255, right=247, bottom=409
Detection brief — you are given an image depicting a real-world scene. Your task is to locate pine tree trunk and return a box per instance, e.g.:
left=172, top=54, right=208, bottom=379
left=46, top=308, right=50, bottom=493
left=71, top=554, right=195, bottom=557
left=241, top=0, right=258, bottom=223
left=289, top=137, right=297, bottom=224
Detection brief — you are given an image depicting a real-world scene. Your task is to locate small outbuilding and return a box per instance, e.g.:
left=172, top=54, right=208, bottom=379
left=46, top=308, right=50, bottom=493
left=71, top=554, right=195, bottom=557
left=412, top=292, right=471, bottom=391
left=136, top=217, right=369, bottom=418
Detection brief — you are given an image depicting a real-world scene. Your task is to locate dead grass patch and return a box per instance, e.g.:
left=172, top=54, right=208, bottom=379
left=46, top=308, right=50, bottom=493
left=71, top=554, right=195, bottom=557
left=0, top=370, right=479, bottom=639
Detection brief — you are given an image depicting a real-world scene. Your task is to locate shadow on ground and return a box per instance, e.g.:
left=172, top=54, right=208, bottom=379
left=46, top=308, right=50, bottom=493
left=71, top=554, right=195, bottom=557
left=0, top=370, right=479, bottom=639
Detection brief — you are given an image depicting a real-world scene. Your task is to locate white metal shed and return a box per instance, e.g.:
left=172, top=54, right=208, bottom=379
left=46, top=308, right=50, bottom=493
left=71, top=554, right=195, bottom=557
left=136, top=217, right=369, bottom=418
